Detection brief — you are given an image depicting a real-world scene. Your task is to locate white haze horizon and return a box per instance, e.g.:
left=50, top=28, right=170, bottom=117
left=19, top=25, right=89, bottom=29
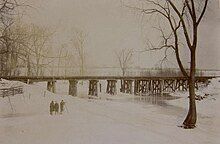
left=23, top=0, right=220, bottom=70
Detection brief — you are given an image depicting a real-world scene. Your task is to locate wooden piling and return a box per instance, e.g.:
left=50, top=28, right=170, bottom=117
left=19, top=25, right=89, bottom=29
left=163, top=79, right=176, bottom=92
left=175, top=79, right=188, bottom=91
left=121, top=80, right=133, bottom=94
left=151, top=80, right=162, bottom=94
left=88, top=80, right=98, bottom=96
left=106, top=80, right=117, bottom=95
left=47, top=81, right=56, bottom=93
left=134, top=80, right=140, bottom=95
left=69, top=80, right=78, bottom=96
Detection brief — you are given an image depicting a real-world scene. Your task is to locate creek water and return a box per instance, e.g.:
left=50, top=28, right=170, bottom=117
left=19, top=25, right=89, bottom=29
left=109, top=93, right=187, bottom=117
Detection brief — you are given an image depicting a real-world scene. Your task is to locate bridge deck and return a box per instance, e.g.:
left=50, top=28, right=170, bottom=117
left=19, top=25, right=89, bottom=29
left=0, top=76, right=216, bottom=82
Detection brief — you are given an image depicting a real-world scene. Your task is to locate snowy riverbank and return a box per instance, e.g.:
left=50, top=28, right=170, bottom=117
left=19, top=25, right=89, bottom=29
left=0, top=78, right=219, bottom=144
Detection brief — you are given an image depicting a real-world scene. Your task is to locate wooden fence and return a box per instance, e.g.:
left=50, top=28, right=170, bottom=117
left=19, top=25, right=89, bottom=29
left=0, top=86, right=23, bottom=97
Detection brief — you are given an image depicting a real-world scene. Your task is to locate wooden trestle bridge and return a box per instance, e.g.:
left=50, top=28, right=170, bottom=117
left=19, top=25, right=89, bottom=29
left=1, top=76, right=215, bottom=96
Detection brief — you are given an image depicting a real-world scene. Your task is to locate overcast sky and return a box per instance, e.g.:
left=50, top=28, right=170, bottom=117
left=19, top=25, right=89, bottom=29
left=25, top=0, right=220, bottom=70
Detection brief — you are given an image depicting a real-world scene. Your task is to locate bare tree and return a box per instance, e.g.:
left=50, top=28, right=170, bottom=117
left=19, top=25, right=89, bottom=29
left=0, top=0, right=32, bottom=76
left=26, top=24, right=52, bottom=76
left=56, top=44, right=73, bottom=77
left=115, top=48, right=133, bottom=76
left=63, top=51, right=69, bottom=76
left=57, top=44, right=64, bottom=76
left=124, top=0, right=210, bottom=128
left=0, top=0, right=20, bottom=76
left=6, top=21, right=30, bottom=76
left=70, top=29, right=86, bottom=76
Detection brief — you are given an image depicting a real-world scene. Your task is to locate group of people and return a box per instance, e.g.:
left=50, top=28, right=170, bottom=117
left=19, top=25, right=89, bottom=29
left=49, top=100, right=66, bottom=115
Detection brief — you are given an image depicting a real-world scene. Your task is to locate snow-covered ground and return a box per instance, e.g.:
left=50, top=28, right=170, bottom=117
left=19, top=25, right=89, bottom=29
left=0, top=78, right=220, bottom=144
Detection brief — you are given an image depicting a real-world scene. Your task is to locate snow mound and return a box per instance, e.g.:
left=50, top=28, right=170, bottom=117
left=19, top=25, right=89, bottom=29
left=0, top=79, right=72, bottom=117
left=0, top=78, right=26, bottom=88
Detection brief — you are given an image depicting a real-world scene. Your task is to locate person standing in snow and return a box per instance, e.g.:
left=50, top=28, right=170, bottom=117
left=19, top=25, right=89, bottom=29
left=54, top=101, right=59, bottom=115
left=60, top=100, right=65, bottom=114
left=50, top=101, right=55, bottom=115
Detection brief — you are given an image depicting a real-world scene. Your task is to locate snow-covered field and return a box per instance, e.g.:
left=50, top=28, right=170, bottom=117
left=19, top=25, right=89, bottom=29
left=0, top=78, right=220, bottom=144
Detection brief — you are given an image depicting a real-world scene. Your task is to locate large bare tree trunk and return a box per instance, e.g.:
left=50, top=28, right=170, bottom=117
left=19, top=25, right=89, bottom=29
left=183, top=49, right=197, bottom=128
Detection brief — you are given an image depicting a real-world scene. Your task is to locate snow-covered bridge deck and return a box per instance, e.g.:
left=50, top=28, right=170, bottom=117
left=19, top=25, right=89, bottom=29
left=0, top=76, right=216, bottom=81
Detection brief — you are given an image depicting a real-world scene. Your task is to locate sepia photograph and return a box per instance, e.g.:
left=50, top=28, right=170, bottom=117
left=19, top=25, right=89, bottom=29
left=0, top=0, right=220, bottom=144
